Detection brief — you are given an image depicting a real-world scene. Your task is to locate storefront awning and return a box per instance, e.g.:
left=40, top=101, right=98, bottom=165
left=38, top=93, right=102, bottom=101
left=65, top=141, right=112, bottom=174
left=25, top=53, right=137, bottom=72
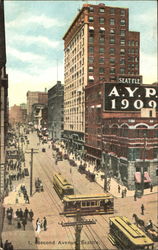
left=144, top=171, right=151, bottom=183
left=135, top=172, right=141, bottom=183
left=134, top=172, right=151, bottom=183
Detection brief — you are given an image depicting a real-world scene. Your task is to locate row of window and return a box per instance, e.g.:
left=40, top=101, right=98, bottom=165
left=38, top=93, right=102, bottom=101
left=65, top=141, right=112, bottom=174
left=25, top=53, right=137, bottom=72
left=89, top=35, right=138, bottom=46
left=88, top=66, right=138, bottom=74
left=89, top=16, right=126, bottom=26
left=88, top=47, right=139, bottom=55
left=88, top=56, right=138, bottom=64
left=89, top=6, right=126, bottom=16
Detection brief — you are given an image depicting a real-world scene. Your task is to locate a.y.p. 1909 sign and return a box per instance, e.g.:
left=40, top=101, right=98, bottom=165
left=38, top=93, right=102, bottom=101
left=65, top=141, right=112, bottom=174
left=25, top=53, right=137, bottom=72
left=104, top=83, right=158, bottom=111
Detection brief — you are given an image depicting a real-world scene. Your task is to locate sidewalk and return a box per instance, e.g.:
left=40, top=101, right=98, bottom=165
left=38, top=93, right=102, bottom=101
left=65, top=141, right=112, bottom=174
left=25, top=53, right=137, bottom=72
left=55, top=144, right=158, bottom=198
left=1, top=162, right=38, bottom=250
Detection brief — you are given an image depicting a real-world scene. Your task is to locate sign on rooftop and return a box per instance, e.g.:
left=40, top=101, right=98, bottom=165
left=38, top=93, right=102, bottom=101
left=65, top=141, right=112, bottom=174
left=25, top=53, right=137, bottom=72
left=104, top=83, right=158, bottom=112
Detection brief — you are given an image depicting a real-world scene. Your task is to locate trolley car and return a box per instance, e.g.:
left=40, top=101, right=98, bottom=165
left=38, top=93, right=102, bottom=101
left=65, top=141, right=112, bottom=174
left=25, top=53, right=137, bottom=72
left=53, top=173, right=74, bottom=199
left=108, top=216, right=154, bottom=250
left=62, top=193, right=114, bottom=217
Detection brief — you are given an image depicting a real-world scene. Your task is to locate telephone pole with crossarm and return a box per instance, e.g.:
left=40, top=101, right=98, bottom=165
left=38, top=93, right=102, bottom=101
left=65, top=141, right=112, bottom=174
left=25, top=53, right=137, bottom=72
left=25, top=148, right=38, bottom=196
left=59, top=209, right=96, bottom=250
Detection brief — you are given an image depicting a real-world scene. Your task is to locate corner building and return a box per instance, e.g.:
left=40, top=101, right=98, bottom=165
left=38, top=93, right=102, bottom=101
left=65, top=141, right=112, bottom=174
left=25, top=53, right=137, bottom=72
left=64, top=3, right=158, bottom=190
left=63, top=3, right=140, bottom=155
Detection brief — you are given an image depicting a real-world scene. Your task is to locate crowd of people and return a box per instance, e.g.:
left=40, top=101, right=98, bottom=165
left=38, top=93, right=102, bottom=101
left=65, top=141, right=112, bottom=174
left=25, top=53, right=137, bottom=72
left=0, top=240, right=14, bottom=250
left=6, top=206, right=34, bottom=230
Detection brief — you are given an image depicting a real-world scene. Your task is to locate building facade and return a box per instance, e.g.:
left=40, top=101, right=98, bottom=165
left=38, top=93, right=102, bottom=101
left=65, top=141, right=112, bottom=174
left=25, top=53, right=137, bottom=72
left=48, top=81, right=64, bottom=140
left=9, top=104, right=27, bottom=126
left=0, top=0, right=8, bottom=197
left=64, top=3, right=158, bottom=190
left=32, top=103, right=48, bottom=130
left=26, top=91, right=48, bottom=122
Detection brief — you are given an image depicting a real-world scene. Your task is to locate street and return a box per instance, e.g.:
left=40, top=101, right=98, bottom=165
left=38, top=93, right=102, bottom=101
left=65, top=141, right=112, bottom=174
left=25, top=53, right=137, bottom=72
left=2, top=131, right=158, bottom=250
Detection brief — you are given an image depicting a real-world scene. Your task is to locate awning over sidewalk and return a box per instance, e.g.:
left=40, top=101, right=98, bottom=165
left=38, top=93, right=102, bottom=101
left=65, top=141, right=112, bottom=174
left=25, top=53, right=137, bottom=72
left=134, top=172, right=151, bottom=183
left=144, top=171, right=151, bottom=183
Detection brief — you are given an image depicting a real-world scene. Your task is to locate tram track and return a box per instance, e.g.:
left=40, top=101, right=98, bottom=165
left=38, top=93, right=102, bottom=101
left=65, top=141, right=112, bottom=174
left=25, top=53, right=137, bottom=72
left=26, top=134, right=114, bottom=249
left=33, top=153, right=76, bottom=250
left=38, top=147, right=113, bottom=250
left=34, top=148, right=110, bottom=250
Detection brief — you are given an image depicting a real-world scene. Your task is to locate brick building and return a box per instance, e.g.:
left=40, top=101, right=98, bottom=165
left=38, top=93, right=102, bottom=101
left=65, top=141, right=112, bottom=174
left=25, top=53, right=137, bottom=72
left=64, top=3, right=158, bottom=190
left=0, top=0, right=8, bottom=197
left=26, top=91, right=48, bottom=122
left=9, top=104, right=27, bottom=125
left=48, top=81, right=64, bottom=140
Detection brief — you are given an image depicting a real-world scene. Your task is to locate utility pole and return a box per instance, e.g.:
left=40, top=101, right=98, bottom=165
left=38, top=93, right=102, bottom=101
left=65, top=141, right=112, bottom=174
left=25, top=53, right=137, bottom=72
left=59, top=210, right=96, bottom=250
left=25, top=148, right=38, bottom=196
left=141, top=132, right=147, bottom=196
left=104, top=153, right=109, bottom=192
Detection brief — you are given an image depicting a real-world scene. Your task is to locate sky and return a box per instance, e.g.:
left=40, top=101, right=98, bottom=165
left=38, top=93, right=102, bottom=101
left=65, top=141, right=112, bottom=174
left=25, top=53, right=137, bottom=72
left=4, top=0, right=157, bottom=107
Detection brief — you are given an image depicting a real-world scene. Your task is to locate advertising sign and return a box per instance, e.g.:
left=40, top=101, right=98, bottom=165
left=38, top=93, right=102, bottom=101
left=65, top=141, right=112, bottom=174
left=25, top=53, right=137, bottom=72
left=104, top=83, right=158, bottom=111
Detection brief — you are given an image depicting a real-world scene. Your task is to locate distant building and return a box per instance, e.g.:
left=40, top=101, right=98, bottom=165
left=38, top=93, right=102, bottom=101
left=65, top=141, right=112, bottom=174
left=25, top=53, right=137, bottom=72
left=9, top=104, right=27, bottom=125
left=26, top=90, right=48, bottom=122
left=0, top=0, right=8, bottom=197
left=48, top=81, right=64, bottom=140
left=32, top=103, right=48, bottom=130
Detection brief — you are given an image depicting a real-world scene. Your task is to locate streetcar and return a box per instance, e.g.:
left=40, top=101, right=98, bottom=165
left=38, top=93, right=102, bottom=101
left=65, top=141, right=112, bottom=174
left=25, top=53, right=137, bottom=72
left=62, top=193, right=114, bottom=217
left=53, top=173, right=74, bottom=198
left=108, top=216, right=154, bottom=250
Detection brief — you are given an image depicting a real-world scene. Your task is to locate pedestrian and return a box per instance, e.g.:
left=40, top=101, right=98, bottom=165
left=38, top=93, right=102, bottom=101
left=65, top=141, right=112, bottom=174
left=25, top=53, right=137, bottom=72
left=124, top=188, right=127, bottom=197
left=8, top=242, right=14, bottom=250
left=118, top=185, right=120, bottom=193
left=29, top=209, right=34, bottom=221
left=36, top=218, right=39, bottom=231
left=134, top=192, right=137, bottom=201
left=4, top=240, right=9, bottom=250
left=22, top=218, right=26, bottom=230
left=19, top=208, right=23, bottom=220
left=121, top=190, right=124, bottom=198
left=24, top=207, right=29, bottom=220
left=150, top=183, right=153, bottom=192
left=17, top=218, right=21, bottom=229
left=43, top=217, right=47, bottom=231
left=141, top=204, right=145, bottom=215
left=36, top=219, right=41, bottom=234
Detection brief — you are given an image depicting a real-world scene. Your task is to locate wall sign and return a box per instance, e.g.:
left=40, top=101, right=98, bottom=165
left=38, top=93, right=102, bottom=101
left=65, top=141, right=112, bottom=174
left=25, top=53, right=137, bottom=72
left=104, top=83, right=158, bottom=111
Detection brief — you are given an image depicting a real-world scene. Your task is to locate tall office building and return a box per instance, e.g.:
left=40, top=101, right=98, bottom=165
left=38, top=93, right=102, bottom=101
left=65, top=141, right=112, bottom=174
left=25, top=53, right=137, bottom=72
left=63, top=3, right=141, bottom=155
left=0, top=0, right=8, bottom=197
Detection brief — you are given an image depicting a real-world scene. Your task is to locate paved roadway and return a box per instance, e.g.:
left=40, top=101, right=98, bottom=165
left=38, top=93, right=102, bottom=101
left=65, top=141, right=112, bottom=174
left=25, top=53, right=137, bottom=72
left=2, top=131, right=158, bottom=250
